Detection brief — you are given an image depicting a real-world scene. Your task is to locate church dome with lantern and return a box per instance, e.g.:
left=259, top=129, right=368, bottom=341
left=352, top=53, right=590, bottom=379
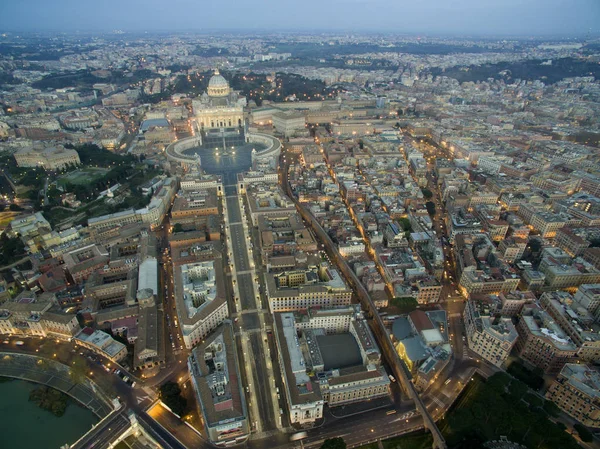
left=207, top=69, right=230, bottom=97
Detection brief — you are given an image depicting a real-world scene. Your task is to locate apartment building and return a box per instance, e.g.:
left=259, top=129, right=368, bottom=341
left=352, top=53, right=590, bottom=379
left=556, top=227, right=600, bottom=257
left=274, top=309, right=389, bottom=421
left=188, top=322, right=250, bottom=446
left=498, top=291, right=536, bottom=317
left=463, top=300, right=518, bottom=367
left=539, top=251, right=600, bottom=290
left=497, top=237, right=527, bottom=263
left=265, top=265, right=352, bottom=313
left=272, top=112, right=306, bottom=137
left=63, top=244, right=109, bottom=283
left=88, top=209, right=141, bottom=231
left=0, top=292, right=79, bottom=340
left=175, top=260, right=228, bottom=349
left=171, top=188, right=219, bottom=220
left=574, top=284, right=600, bottom=315
left=416, top=277, right=442, bottom=304
left=324, top=367, right=390, bottom=406
left=515, top=305, right=578, bottom=374
left=258, top=213, right=317, bottom=261
left=540, top=291, right=600, bottom=364
left=294, top=305, right=357, bottom=334
left=546, top=364, right=600, bottom=428
left=245, top=185, right=296, bottom=227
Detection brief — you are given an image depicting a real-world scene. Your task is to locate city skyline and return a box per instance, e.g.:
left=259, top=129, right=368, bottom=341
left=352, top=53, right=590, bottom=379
left=0, top=0, right=599, bottom=36
left=1, top=10, right=600, bottom=449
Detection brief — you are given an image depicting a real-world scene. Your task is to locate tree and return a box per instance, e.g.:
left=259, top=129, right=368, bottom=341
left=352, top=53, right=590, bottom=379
left=391, top=297, right=419, bottom=314
left=8, top=204, right=23, bottom=211
left=421, top=188, right=433, bottom=199
left=172, top=223, right=184, bottom=233
left=29, top=386, right=68, bottom=417
left=320, top=437, right=346, bottom=449
left=543, top=399, right=561, bottom=418
left=507, top=379, right=528, bottom=400
left=574, top=423, right=593, bottom=442
left=397, top=217, right=412, bottom=233
left=425, top=201, right=436, bottom=216
left=0, top=232, right=25, bottom=266
left=160, top=381, right=187, bottom=417
left=46, top=185, right=62, bottom=206
left=528, top=238, right=542, bottom=253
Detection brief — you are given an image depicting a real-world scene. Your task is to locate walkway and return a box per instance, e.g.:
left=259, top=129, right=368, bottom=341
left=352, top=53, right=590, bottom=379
left=0, top=352, right=114, bottom=417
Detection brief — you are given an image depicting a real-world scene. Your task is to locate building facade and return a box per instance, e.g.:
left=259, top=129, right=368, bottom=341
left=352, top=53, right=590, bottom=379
left=546, top=364, right=600, bottom=428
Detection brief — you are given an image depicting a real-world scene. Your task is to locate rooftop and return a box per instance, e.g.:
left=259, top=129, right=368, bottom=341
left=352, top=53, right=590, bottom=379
left=560, top=364, right=600, bottom=400
left=189, top=322, right=247, bottom=429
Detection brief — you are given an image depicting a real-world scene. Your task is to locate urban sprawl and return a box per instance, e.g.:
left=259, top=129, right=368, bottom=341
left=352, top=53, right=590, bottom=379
left=0, top=32, right=599, bottom=449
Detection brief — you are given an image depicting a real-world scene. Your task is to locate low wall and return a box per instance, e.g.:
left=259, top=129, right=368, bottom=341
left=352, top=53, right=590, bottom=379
left=0, top=352, right=114, bottom=417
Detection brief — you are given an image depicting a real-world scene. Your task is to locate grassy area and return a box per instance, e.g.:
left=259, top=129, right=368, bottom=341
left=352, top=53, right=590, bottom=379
left=0, top=211, right=21, bottom=230
left=57, top=167, right=109, bottom=187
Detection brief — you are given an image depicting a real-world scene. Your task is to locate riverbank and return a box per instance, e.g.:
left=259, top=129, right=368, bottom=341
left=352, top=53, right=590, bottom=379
left=0, top=377, right=98, bottom=449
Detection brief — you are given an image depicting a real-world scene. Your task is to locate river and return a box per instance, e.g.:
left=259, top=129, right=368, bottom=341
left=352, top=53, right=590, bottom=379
left=0, top=378, right=98, bottom=449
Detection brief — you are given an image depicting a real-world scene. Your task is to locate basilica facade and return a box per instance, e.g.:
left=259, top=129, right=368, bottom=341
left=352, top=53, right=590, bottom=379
left=192, top=70, right=246, bottom=131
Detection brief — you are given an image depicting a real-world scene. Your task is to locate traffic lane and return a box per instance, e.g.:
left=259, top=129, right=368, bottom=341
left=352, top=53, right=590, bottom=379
left=449, top=315, right=464, bottom=358
left=298, top=408, right=424, bottom=449
left=137, top=412, right=197, bottom=449
left=229, top=226, right=249, bottom=270
left=77, top=413, right=130, bottom=449
left=2, top=336, right=139, bottom=406
left=237, top=272, right=257, bottom=312
left=224, top=182, right=275, bottom=433
left=242, top=311, right=260, bottom=331
left=87, top=414, right=130, bottom=449
left=227, top=201, right=242, bottom=223
left=147, top=403, right=206, bottom=448
left=249, top=331, right=277, bottom=431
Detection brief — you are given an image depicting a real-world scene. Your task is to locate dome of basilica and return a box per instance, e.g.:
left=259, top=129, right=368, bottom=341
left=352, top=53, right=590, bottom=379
left=207, top=69, right=230, bottom=97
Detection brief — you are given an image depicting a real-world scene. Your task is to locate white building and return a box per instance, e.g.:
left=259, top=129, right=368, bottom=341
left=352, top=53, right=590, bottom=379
left=175, top=260, right=228, bottom=349
left=463, top=300, right=518, bottom=367
left=294, top=306, right=357, bottom=334
left=272, top=112, right=306, bottom=137
left=74, top=328, right=128, bottom=362
left=574, top=284, right=600, bottom=315
left=265, top=266, right=352, bottom=313
left=274, top=313, right=324, bottom=425
left=14, top=144, right=80, bottom=170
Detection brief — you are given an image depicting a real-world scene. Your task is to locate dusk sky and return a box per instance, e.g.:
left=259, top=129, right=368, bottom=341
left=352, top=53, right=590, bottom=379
left=0, top=0, right=599, bottom=36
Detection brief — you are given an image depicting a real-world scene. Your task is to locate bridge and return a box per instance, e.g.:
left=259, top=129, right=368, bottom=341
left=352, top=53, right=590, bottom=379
left=280, top=157, right=448, bottom=449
